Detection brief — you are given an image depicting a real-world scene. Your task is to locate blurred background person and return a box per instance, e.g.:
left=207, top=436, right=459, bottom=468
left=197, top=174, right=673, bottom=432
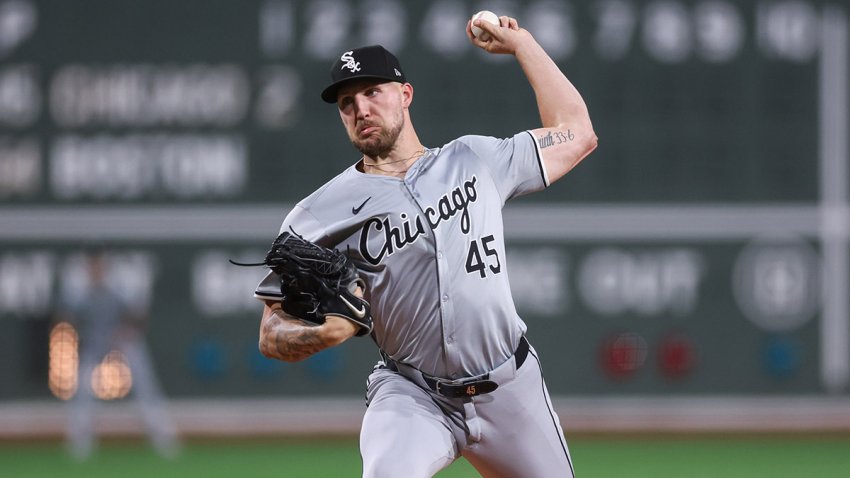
left=54, top=248, right=180, bottom=460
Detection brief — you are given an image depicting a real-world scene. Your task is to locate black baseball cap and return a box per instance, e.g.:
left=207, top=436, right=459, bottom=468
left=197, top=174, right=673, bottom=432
left=321, top=45, right=407, bottom=103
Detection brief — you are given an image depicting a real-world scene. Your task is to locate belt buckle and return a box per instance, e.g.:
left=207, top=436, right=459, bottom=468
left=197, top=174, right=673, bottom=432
left=434, top=377, right=457, bottom=395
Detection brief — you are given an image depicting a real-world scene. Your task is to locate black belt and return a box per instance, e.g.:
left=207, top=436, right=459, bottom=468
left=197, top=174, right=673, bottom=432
left=384, top=336, right=530, bottom=398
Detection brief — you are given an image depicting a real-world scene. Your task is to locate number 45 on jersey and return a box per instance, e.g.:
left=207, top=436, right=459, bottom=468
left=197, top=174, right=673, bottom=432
left=466, top=234, right=502, bottom=278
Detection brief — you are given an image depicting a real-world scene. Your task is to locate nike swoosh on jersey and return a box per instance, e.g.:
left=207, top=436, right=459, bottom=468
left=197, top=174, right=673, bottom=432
left=340, top=295, right=367, bottom=318
left=352, top=196, right=372, bottom=215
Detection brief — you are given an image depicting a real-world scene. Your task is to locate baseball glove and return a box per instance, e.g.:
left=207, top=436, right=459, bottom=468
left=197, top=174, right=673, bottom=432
left=262, top=230, right=372, bottom=336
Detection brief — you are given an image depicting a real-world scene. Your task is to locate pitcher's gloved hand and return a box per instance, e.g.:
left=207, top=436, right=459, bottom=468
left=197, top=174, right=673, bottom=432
left=264, top=231, right=372, bottom=336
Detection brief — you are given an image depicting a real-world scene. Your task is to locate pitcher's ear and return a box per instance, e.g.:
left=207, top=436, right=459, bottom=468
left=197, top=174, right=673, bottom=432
left=401, top=82, right=414, bottom=107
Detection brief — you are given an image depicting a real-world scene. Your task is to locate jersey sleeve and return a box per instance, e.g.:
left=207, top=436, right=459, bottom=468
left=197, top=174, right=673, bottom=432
left=456, top=131, right=549, bottom=203
left=253, top=205, right=328, bottom=301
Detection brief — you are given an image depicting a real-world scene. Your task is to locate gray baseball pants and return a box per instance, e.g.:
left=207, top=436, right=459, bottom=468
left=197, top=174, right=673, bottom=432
left=360, top=345, right=574, bottom=477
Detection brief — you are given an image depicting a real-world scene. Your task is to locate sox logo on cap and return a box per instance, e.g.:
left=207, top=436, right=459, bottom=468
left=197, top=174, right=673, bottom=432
left=340, top=51, right=361, bottom=73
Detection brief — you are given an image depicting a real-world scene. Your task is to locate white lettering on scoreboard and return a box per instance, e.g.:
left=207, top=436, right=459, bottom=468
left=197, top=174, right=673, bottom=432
left=49, top=64, right=250, bottom=128
left=0, top=0, right=833, bottom=201
left=0, top=65, right=40, bottom=127
left=0, top=136, right=40, bottom=197
left=0, top=250, right=156, bottom=317
left=0, top=251, right=54, bottom=317
left=49, top=134, right=247, bottom=199
left=578, top=248, right=705, bottom=317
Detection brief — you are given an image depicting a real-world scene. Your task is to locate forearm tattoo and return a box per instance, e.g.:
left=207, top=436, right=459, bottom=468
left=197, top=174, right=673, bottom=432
left=537, top=130, right=574, bottom=149
left=260, top=311, right=327, bottom=362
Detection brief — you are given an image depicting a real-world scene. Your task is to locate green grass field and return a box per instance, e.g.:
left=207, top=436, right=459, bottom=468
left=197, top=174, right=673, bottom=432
left=3, top=435, right=849, bottom=477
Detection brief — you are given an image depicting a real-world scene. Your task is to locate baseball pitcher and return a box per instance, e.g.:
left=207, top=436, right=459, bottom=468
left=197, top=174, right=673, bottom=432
left=253, top=14, right=597, bottom=478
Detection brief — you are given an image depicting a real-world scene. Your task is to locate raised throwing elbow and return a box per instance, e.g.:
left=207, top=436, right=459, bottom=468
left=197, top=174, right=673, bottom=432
left=585, top=130, right=599, bottom=156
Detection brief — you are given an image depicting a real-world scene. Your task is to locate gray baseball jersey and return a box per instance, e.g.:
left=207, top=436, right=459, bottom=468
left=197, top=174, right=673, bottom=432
left=255, top=131, right=548, bottom=378
left=256, top=131, right=574, bottom=477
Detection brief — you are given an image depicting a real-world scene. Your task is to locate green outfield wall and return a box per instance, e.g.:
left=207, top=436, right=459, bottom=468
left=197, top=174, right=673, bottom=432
left=0, top=0, right=847, bottom=400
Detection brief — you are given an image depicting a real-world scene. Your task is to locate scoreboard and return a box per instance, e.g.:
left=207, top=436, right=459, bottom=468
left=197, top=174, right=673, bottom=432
left=0, top=0, right=847, bottom=400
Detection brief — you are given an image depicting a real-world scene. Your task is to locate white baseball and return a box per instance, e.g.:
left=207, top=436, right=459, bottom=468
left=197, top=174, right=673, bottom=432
left=470, top=10, right=499, bottom=41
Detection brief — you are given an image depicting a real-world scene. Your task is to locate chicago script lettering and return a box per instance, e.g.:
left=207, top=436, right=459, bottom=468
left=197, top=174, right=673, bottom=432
left=360, top=176, right=479, bottom=265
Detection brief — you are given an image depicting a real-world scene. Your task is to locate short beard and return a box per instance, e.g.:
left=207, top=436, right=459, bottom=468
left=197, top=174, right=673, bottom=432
left=352, top=114, right=404, bottom=159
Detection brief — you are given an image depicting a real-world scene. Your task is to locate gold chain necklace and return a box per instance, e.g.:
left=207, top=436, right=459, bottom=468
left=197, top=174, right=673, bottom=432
left=363, top=148, right=426, bottom=175
left=363, top=148, right=426, bottom=166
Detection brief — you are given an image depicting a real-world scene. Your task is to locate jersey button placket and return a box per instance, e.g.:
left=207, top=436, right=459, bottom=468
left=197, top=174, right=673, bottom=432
left=403, top=179, right=458, bottom=373
left=434, top=241, right=457, bottom=365
left=438, top=260, right=456, bottom=356
left=439, top=283, right=459, bottom=367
